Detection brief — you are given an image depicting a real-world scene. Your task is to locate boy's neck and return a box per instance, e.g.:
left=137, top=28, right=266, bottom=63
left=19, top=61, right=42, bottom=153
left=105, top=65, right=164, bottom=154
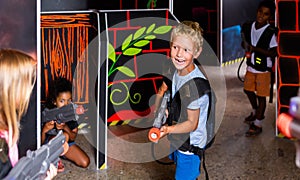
left=177, top=63, right=195, bottom=76
left=255, top=21, right=268, bottom=29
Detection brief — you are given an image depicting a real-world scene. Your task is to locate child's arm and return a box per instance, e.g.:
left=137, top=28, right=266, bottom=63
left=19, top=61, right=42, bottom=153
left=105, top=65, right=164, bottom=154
left=250, top=45, right=277, bottom=58
left=158, top=81, right=168, bottom=96
left=60, top=124, right=78, bottom=141
left=41, top=121, right=55, bottom=144
left=159, top=108, right=200, bottom=138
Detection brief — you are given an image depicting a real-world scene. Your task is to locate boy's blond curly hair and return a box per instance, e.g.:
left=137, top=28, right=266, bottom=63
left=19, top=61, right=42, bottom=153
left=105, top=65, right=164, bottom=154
left=170, top=21, right=204, bottom=54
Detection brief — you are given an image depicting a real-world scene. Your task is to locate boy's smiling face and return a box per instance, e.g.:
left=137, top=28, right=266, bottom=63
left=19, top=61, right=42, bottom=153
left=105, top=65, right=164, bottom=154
left=170, top=34, right=201, bottom=76
left=256, top=6, right=272, bottom=28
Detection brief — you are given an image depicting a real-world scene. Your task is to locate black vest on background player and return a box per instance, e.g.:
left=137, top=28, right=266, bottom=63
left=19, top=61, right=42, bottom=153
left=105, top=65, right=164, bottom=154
left=241, top=21, right=277, bottom=72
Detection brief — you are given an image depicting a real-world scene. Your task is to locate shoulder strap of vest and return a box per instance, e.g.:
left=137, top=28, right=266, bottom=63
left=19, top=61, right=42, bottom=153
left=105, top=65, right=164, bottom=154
left=172, top=77, right=210, bottom=106
left=256, top=25, right=276, bottom=50
left=170, top=77, right=210, bottom=124
left=193, top=77, right=211, bottom=95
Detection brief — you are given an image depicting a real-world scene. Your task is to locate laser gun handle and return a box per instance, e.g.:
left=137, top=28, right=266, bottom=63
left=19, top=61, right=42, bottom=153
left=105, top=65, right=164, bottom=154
left=148, top=91, right=170, bottom=143
left=148, top=113, right=167, bottom=143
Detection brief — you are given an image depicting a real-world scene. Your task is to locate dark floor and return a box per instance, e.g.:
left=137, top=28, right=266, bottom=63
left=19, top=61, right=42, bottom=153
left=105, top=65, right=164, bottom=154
left=53, top=62, right=300, bottom=180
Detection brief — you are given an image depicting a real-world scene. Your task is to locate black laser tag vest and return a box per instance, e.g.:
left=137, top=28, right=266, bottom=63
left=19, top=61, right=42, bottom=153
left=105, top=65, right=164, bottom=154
left=167, top=77, right=216, bottom=180
left=242, top=21, right=277, bottom=72
left=167, top=77, right=216, bottom=150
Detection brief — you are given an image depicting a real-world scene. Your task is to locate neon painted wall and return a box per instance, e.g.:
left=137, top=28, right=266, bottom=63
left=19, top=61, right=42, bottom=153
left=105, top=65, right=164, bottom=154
left=277, top=0, right=300, bottom=132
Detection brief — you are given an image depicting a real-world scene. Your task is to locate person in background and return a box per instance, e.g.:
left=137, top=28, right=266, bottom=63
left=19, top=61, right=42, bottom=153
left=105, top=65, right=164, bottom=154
left=0, top=48, right=57, bottom=179
left=241, top=0, right=277, bottom=136
left=41, top=77, right=90, bottom=172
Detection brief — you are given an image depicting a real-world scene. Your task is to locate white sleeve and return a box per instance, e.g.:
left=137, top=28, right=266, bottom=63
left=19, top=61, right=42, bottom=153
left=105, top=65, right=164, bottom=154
left=187, top=94, right=209, bottom=110
left=269, top=34, right=278, bottom=48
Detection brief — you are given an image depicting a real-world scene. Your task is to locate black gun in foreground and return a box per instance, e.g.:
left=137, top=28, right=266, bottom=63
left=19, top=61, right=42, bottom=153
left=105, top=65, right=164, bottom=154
left=277, top=96, right=300, bottom=140
left=42, top=103, right=84, bottom=124
left=4, top=131, right=66, bottom=180
left=277, top=95, right=300, bottom=168
left=148, top=91, right=170, bottom=142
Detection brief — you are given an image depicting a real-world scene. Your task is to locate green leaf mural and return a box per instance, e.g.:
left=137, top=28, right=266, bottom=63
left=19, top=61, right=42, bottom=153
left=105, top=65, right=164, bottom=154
left=147, top=0, right=157, bottom=9
left=116, top=66, right=135, bottom=78
left=122, top=34, right=133, bottom=51
left=123, top=47, right=142, bottom=56
left=110, top=82, right=141, bottom=106
left=133, top=27, right=146, bottom=40
left=153, top=25, right=172, bottom=34
left=146, top=23, right=155, bottom=34
left=134, top=40, right=150, bottom=47
left=144, top=35, right=156, bottom=40
left=109, top=24, right=172, bottom=78
left=108, top=23, right=172, bottom=107
left=108, top=43, right=116, bottom=63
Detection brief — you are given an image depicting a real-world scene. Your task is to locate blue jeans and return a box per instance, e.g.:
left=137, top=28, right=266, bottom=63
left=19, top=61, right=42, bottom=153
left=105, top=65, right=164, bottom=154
left=169, top=150, right=201, bottom=180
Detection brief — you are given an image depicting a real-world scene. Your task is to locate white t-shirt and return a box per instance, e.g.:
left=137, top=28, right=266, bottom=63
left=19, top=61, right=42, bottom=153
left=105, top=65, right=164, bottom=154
left=247, top=22, right=278, bottom=73
left=172, top=64, right=209, bottom=149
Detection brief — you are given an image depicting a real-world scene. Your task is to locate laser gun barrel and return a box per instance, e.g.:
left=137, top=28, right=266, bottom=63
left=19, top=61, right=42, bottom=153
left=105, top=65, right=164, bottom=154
left=3, top=131, right=66, bottom=180
left=277, top=96, right=300, bottom=169
left=42, top=103, right=84, bottom=124
left=148, top=91, right=170, bottom=143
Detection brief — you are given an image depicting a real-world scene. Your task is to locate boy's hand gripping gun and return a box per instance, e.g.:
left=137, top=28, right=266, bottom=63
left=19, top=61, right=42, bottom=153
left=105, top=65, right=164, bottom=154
left=4, top=130, right=66, bottom=180
left=42, top=103, right=84, bottom=124
left=148, top=91, right=170, bottom=143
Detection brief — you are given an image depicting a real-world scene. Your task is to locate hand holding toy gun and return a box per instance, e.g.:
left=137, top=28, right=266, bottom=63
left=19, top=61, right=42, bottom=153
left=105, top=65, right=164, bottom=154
left=148, top=90, right=170, bottom=143
left=4, top=130, right=67, bottom=180
left=42, top=102, right=84, bottom=124
left=277, top=96, right=300, bottom=168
